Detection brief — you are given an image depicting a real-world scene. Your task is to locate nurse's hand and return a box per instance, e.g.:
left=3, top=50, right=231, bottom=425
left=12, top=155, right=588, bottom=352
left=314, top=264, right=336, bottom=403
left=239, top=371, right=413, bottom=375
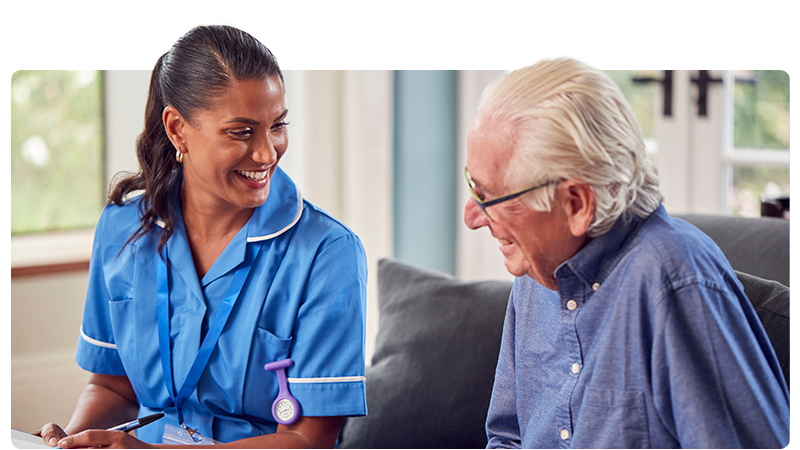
left=54, top=430, right=152, bottom=449
left=33, top=423, right=68, bottom=448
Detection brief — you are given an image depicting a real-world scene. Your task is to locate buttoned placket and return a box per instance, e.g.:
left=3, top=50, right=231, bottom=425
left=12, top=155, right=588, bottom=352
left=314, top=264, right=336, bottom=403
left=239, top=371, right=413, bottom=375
left=554, top=270, right=585, bottom=447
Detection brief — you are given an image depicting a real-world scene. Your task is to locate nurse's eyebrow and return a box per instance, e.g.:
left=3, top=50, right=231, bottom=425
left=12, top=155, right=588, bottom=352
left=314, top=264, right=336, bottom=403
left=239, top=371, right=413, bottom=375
left=224, top=117, right=260, bottom=125
left=274, top=109, right=289, bottom=123
left=223, top=109, right=288, bottom=126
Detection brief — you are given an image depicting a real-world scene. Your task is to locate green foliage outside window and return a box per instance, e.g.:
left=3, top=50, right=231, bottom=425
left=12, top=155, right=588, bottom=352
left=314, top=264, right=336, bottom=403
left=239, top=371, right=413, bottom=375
left=11, top=70, right=105, bottom=235
left=731, top=70, right=789, bottom=217
left=733, top=70, right=789, bottom=150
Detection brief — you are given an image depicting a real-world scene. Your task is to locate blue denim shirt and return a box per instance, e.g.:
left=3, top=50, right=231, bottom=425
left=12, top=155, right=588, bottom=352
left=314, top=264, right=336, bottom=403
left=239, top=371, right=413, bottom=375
left=485, top=206, right=789, bottom=448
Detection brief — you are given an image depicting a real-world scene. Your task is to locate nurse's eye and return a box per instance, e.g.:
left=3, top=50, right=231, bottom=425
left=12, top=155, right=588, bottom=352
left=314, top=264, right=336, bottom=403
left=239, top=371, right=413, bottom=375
left=271, top=121, right=290, bottom=133
left=229, top=128, right=254, bottom=139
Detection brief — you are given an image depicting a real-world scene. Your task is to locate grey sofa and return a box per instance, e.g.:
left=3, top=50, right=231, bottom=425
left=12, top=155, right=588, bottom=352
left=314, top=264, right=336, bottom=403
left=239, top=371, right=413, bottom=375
left=338, top=214, right=789, bottom=449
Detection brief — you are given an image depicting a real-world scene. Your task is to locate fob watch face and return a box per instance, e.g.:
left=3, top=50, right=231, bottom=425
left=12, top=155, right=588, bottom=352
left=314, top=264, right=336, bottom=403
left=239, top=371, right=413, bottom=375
left=275, top=399, right=295, bottom=421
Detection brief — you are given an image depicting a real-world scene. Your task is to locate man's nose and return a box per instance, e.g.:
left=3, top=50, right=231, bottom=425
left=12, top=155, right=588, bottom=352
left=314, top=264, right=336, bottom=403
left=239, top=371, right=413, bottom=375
left=464, top=197, right=489, bottom=230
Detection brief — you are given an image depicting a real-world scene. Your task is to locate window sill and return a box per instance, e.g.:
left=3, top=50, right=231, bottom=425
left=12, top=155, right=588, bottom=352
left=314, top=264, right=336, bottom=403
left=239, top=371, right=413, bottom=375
left=11, top=229, right=94, bottom=277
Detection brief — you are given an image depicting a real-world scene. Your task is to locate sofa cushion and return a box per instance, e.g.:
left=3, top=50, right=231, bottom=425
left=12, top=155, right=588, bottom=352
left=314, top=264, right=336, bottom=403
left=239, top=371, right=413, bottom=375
left=735, top=270, right=790, bottom=389
left=677, top=214, right=789, bottom=287
left=339, top=258, right=512, bottom=449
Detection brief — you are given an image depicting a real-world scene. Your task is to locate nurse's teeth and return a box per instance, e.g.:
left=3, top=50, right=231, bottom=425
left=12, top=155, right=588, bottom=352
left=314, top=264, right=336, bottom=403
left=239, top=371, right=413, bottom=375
left=238, top=170, right=267, bottom=180
left=499, top=239, right=511, bottom=245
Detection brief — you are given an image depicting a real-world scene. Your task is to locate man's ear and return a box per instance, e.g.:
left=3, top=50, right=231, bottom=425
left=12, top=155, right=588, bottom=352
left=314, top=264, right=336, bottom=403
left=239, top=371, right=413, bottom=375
left=561, top=180, right=595, bottom=237
left=163, top=106, right=187, bottom=154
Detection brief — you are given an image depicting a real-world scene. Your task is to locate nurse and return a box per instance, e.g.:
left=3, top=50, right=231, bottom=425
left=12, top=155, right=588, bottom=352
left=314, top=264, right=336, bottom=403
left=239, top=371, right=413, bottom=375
left=35, top=25, right=368, bottom=448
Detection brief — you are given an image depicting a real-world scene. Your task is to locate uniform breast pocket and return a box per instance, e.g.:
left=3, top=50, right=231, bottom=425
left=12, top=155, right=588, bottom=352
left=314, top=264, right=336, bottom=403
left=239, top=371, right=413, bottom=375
left=241, top=327, right=293, bottom=419
left=574, top=387, right=650, bottom=448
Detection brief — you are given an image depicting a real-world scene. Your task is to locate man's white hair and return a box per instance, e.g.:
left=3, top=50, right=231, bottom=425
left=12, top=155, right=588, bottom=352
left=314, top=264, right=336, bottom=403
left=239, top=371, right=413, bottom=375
left=477, top=58, right=663, bottom=237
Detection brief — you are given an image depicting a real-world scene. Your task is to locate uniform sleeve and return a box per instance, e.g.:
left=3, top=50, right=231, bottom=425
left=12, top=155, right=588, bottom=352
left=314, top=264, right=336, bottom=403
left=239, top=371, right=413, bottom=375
left=485, top=291, right=522, bottom=449
left=651, top=280, right=789, bottom=448
left=74, top=209, right=127, bottom=375
left=285, top=232, right=368, bottom=417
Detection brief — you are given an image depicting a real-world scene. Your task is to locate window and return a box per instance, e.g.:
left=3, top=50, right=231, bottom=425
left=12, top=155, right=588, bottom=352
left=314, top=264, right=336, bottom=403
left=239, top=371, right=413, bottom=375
left=728, top=70, right=790, bottom=217
left=605, top=70, right=789, bottom=217
left=11, top=70, right=105, bottom=235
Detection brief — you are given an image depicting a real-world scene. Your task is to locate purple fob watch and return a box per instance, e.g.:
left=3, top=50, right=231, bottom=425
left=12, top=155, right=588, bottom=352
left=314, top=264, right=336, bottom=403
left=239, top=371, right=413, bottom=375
left=263, top=358, right=301, bottom=425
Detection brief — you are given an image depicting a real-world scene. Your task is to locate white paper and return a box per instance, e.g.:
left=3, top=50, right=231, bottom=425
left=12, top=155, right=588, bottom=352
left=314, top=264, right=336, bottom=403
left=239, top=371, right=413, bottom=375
left=9, top=429, right=51, bottom=449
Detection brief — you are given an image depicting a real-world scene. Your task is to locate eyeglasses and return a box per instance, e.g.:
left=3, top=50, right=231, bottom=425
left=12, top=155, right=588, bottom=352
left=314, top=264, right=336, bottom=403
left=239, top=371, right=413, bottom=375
left=464, top=167, right=558, bottom=221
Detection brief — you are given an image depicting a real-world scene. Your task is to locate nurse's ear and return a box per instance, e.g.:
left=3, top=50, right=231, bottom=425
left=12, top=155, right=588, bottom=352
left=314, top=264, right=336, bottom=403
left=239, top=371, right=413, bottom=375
left=163, top=106, right=188, bottom=157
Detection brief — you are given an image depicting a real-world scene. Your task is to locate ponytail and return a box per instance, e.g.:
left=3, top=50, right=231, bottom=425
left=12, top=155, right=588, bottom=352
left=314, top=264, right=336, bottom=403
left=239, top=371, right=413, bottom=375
left=108, top=53, right=180, bottom=255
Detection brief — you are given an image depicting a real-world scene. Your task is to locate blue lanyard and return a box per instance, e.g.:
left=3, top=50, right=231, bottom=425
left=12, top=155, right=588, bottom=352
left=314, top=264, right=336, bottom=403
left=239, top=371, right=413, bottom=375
left=156, top=242, right=261, bottom=435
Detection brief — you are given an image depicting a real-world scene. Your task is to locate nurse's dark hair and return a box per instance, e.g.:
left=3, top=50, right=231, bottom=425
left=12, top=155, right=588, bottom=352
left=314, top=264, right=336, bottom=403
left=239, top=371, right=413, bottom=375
left=108, top=25, right=283, bottom=255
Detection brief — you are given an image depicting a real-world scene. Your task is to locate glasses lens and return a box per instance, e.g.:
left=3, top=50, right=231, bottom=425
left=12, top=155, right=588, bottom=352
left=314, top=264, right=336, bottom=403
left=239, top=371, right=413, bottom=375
left=464, top=168, right=493, bottom=221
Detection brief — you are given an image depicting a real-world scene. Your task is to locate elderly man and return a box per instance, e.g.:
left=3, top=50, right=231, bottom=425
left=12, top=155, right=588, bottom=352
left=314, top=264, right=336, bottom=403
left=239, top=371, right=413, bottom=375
left=463, top=59, right=789, bottom=448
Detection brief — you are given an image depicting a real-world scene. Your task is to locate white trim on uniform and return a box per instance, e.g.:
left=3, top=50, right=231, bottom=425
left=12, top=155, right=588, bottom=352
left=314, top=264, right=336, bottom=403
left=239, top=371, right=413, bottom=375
left=153, top=188, right=302, bottom=242
left=287, top=376, right=367, bottom=384
left=248, top=189, right=304, bottom=242
left=80, top=326, right=118, bottom=349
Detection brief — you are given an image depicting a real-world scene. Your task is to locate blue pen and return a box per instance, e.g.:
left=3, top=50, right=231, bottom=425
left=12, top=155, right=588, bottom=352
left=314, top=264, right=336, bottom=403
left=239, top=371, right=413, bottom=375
left=53, top=413, right=164, bottom=448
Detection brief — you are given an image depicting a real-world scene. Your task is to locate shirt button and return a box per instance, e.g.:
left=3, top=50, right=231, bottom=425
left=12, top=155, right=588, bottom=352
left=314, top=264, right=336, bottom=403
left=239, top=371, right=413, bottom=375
left=560, top=429, right=570, bottom=440
left=571, top=363, right=580, bottom=374
left=566, top=300, right=577, bottom=310
left=592, top=282, right=601, bottom=291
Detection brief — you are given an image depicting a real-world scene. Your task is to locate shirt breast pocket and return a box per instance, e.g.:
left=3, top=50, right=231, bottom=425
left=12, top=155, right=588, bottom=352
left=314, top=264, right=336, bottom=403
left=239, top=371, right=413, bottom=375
left=575, top=387, right=650, bottom=448
left=241, top=327, right=293, bottom=419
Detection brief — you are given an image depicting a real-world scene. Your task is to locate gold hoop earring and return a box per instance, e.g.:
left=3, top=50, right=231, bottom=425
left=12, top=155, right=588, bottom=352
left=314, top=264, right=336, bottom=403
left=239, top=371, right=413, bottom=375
left=176, top=149, right=184, bottom=163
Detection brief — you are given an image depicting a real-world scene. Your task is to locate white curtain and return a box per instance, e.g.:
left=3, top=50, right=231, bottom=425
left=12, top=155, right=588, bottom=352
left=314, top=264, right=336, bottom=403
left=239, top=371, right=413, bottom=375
left=281, top=71, right=394, bottom=363
left=455, top=70, right=515, bottom=283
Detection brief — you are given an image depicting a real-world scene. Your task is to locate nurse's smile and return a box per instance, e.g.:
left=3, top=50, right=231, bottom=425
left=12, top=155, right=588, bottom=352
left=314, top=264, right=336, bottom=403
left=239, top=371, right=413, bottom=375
left=236, top=170, right=269, bottom=181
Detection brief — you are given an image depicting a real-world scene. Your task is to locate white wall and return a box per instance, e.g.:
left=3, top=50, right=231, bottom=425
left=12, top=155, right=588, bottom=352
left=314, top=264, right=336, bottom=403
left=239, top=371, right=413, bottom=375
left=11, top=272, right=92, bottom=432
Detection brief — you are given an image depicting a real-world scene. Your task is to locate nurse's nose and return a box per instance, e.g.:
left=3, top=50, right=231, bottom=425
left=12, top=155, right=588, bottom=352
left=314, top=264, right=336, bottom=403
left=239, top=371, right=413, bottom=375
left=253, top=133, right=279, bottom=166
left=464, top=197, right=489, bottom=230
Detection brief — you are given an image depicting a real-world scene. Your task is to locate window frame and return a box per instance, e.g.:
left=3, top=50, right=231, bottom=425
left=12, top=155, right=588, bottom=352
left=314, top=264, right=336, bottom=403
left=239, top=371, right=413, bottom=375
left=655, top=70, right=789, bottom=216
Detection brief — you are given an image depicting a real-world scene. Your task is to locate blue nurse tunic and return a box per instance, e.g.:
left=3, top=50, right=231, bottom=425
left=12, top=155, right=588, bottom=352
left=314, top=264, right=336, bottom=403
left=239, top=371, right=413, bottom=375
left=75, top=167, right=368, bottom=444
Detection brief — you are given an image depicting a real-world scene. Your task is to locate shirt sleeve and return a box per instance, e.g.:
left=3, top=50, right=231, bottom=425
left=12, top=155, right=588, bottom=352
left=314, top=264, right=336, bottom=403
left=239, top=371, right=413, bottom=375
left=285, top=232, right=368, bottom=417
left=651, top=279, right=789, bottom=448
left=74, top=208, right=127, bottom=376
left=485, top=290, right=522, bottom=449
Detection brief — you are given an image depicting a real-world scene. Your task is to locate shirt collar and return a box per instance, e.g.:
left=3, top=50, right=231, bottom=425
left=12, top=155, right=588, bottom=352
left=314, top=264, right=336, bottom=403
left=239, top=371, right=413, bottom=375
left=246, top=166, right=303, bottom=242
left=156, top=166, right=303, bottom=287
left=556, top=205, right=662, bottom=287
left=156, top=166, right=303, bottom=242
